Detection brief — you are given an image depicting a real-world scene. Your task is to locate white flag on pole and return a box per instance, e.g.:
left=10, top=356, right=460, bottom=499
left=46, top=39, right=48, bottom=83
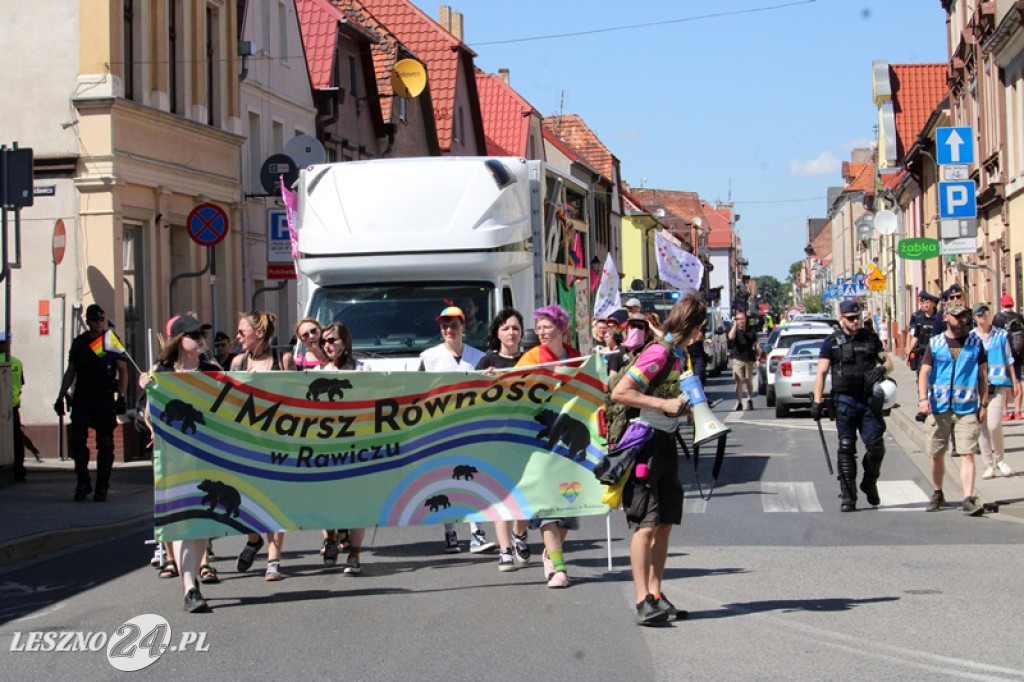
left=593, top=253, right=621, bottom=320
left=655, top=231, right=704, bottom=292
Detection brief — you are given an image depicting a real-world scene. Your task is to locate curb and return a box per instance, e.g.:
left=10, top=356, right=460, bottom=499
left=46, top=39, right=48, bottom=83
left=0, top=514, right=153, bottom=570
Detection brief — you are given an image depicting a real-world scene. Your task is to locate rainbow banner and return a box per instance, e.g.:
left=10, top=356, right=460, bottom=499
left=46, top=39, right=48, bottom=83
left=149, top=356, right=610, bottom=541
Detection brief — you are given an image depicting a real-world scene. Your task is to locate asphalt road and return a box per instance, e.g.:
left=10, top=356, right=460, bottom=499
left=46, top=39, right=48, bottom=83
left=2, top=375, right=1024, bottom=680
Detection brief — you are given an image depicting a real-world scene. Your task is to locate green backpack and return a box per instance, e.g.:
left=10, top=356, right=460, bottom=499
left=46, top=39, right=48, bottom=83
left=602, top=339, right=678, bottom=447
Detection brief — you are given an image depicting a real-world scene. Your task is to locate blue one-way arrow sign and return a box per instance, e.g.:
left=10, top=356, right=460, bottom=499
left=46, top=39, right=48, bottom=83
left=936, top=127, right=974, bottom=165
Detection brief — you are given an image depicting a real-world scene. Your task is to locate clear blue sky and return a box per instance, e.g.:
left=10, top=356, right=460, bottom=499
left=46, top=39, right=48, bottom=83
left=410, top=0, right=948, bottom=280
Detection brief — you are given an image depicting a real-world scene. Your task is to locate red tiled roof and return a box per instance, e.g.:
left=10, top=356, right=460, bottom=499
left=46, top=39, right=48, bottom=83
left=700, top=200, right=734, bottom=249
left=629, top=188, right=706, bottom=243
left=357, top=0, right=475, bottom=150
left=476, top=71, right=536, bottom=157
left=543, top=115, right=616, bottom=180
left=889, top=64, right=947, bottom=161
left=842, top=161, right=876, bottom=193
left=297, top=0, right=345, bottom=90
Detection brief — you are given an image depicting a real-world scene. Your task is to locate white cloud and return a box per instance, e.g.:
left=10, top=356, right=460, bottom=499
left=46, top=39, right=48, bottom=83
left=839, top=137, right=875, bottom=151
left=789, top=150, right=841, bottom=176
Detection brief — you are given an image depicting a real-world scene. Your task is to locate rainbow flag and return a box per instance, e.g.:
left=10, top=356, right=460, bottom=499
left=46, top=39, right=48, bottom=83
left=89, top=331, right=126, bottom=358
left=149, top=356, right=611, bottom=541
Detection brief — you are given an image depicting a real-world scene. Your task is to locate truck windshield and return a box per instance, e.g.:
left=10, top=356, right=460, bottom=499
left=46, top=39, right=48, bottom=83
left=307, top=283, right=494, bottom=356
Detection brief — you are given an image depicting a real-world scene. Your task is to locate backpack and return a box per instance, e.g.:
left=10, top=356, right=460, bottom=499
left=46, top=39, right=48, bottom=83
left=601, top=339, right=676, bottom=447
left=1006, top=314, right=1024, bottom=362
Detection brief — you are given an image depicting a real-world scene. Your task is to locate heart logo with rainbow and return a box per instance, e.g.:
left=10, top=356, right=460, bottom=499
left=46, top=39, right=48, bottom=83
left=559, top=481, right=582, bottom=503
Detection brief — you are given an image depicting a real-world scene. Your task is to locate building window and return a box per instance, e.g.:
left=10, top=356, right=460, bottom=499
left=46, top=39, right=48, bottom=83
left=248, top=111, right=262, bottom=190
left=123, top=0, right=135, bottom=100
left=206, top=6, right=220, bottom=126
left=169, top=0, right=180, bottom=113
left=349, top=55, right=358, bottom=100
left=278, top=0, right=287, bottom=64
left=272, top=120, right=284, bottom=153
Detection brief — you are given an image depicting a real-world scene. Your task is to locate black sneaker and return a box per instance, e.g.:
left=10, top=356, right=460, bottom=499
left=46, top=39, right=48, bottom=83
left=735, top=402, right=743, bottom=411
left=961, top=496, right=984, bottom=517
left=323, top=537, right=339, bottom=566
left=236, top=535, right=265, bottom=572
left=93, top=490, right=107, bottom=502
left=656, top=594, right=688, bottom=620
left=925, top=490, right=944, bottom=512
left=635, top=594, right=670, bottom=626
left=183, top=587, right=210, bottom=613
left=746, top=400, right=754, bottom=411
left=73, top=485, right=92, bottom=502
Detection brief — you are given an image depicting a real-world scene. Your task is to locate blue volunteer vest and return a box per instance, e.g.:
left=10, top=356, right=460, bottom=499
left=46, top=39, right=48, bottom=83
left=928, top=333, right=984, bottom=414
left=971, top=327, right=1012, bottom=387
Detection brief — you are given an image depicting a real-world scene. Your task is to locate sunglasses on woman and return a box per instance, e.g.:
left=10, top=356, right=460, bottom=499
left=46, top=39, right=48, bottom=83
left=320, top=337, right=341, bottom=346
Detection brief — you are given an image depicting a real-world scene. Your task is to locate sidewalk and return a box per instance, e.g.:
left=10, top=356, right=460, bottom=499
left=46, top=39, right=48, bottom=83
left=0, top=459, right=155, bottom=569
left=887, top=361, right=1024, bottom=521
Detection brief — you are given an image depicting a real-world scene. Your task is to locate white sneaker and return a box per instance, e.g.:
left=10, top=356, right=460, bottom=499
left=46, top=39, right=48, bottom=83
left=997, top=461, right=1015, bottom=477
left=512, top=531, right=531, bottom=565
left=469, top=529, right=498, bottom=554
left=498, top=549, right=517, bottom=572
left=982, top=466, right=996, bottom=480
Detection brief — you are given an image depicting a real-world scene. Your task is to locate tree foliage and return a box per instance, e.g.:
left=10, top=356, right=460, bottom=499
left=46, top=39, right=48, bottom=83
left=802, top=292, right=825, bottom=314
left=753, top=275, right=788, bottom=313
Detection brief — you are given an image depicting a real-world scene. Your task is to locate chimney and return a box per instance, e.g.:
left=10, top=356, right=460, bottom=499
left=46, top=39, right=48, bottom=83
left=498, top=68, right=510, bottom=84
left=439, top=5, right=451, bottom=31
left=451, top=12, right=464, bottom=41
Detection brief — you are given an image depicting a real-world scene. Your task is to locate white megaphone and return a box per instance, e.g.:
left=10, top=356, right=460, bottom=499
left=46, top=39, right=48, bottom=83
left=680, top=371, right=731, bottom=446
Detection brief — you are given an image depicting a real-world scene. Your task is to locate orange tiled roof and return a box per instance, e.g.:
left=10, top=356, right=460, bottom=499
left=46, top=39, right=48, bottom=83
left=889, top=64, right=947, bottom=161
left=476, top=70, right=537, bottom=157
left=357, top=0, right=474, bottom=150
left=700, top=200, right=735, bottom=249
left=543, top=115, right=616, bottom=180
left=841, top=161, right=876, bottom=193
left=297, top=0, right=347, bottom=90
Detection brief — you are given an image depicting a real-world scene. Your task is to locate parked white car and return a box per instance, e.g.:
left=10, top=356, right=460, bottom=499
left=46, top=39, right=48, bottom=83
left=765, top=322, right=835, bottom=407
left=773, top=339, right=831, bottom=417
left=704, top=309, right=729, bottom=376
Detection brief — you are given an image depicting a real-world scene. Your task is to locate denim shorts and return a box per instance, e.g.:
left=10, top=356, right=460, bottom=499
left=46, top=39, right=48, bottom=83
left=528, top=517, right=581, bottom=531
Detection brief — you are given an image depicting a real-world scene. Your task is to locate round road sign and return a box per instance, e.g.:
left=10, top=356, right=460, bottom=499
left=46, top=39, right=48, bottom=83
left=187, top=203, right=229, bottom=247
left=52, top=218, right=66, bottom=265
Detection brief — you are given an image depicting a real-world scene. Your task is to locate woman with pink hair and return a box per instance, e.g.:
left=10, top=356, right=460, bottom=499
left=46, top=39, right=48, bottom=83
left=516, top=304, right=581, bottom=588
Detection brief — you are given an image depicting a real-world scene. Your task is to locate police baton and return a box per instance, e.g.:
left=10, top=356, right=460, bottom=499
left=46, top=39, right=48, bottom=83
left=814, top=414, right=834, bottom=476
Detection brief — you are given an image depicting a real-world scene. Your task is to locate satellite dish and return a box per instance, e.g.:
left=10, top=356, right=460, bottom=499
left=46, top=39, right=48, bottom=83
left=875, top=209, right=898, bottom=236
left=284, top=135, right=326, bottom=169
left=391, top=59, right=427, bottom=99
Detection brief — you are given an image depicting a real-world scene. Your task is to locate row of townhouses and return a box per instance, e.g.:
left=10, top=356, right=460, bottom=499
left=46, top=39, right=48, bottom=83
left=799, top=1, right=1024, bottom=351
left=0, top=0, right=743, bottom=458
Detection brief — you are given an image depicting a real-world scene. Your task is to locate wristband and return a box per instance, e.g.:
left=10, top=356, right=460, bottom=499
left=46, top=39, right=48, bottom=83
left=918, top=398, right=928, bottom=404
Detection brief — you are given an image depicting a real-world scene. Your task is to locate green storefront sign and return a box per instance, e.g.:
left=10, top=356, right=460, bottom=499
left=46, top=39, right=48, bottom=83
left=897, top=237, right=940, bottom=260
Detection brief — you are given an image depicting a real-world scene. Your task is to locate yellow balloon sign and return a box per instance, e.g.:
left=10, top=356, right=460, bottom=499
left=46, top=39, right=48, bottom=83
left=391, top=59, right=427, bottom=99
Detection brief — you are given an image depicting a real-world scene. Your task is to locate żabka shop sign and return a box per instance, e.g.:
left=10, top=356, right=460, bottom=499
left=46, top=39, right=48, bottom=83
left=898, top=238, right=940, bottom=260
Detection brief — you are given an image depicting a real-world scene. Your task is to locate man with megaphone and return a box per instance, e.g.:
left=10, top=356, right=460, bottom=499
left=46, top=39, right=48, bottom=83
left=811, top=299, right=893, bottom=512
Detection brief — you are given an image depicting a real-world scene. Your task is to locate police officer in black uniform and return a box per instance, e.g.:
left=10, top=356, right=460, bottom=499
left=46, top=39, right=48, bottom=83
left=905, top=291, right=939, bottom=373
left=811, top=300, right=893, bottom=512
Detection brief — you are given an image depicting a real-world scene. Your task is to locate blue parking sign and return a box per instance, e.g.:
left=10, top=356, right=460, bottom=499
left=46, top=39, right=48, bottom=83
left=939, top=181, right=977, bottom=219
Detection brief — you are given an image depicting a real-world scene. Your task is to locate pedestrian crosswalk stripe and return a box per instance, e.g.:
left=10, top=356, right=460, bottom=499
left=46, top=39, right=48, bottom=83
left=762, top=482, right=824, bottom=512
left=723, top=410, right=744, bottom=423
left=682, top=481, right=931, bottom=513
left=874, top=480, right=931, bottom=510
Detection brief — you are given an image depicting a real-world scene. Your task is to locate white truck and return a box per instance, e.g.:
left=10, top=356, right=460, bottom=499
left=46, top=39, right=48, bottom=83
left=294, top=156, right=594, bottom=370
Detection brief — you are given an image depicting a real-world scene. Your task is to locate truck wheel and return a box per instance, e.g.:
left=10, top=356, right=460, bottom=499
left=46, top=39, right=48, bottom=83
left=766, top=386, right=775, bottom=407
